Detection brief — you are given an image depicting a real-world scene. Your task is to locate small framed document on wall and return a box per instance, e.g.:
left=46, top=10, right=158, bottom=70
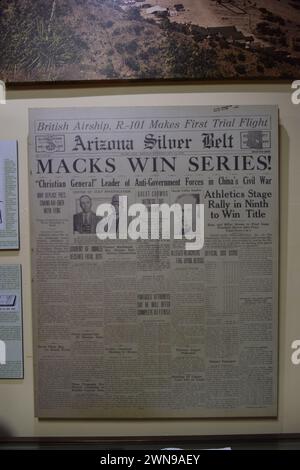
left=0, top=141, right=19, bottom=250
left=29, top=105, right=278, bottom=419
left=0, top=264, right=23, bottom=379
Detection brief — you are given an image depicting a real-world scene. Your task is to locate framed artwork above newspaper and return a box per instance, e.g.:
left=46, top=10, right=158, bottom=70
left=1, top=0, right=299, bottom=84
left=28, top=104, right=278, bottom=418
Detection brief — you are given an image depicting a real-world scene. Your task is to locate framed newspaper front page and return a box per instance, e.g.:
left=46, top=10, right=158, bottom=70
left=28, top=105, right=278, bottom=418
left=0, top=141, right=20, bottom=250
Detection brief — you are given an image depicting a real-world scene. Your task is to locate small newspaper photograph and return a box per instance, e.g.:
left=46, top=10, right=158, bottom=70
left=0, top=140, right=19, bottom=250
left=0, top=264, right=23, bottom=379
left=28, top=105, right=278, bottom=418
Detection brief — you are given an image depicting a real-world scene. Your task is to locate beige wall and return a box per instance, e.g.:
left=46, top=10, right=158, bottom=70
left=0, top=83, right=299, bottom=437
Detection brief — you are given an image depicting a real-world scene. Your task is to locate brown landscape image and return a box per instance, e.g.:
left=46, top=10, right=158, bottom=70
left=1, top=0, right=300, bottom=82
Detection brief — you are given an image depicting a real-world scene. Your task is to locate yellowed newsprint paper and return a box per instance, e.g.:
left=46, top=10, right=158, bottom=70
left=28, top=105, right=278, bottom=418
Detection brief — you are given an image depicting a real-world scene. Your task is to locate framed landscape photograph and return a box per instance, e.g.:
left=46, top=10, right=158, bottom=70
left=0, top=141, right=19, bottom=250
left=1, top=0, right=300, bottom=84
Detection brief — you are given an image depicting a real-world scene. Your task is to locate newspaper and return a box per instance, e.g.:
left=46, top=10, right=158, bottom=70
left=0, top=264, right=23, bottom=379
left=28, top=105, right=278, bottom=418
left=0, top=141, right=19, bottom=250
